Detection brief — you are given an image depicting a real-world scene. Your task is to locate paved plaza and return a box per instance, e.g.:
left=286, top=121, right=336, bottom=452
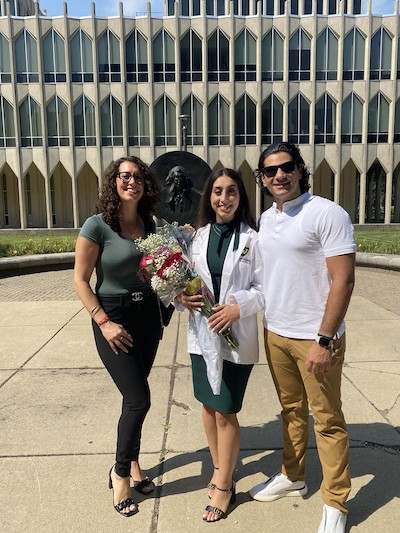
left=0, top=266, right=399, bottom=532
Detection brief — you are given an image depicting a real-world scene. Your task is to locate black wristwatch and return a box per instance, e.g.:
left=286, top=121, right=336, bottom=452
left=315, top=334, right=334, bottom=349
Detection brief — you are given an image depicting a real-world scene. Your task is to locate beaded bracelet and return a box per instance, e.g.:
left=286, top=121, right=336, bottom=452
left=98, top=316, right=110, bottom=327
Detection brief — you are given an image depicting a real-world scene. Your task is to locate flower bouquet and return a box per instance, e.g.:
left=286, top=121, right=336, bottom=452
left=135, top=222, right=238, bottom=350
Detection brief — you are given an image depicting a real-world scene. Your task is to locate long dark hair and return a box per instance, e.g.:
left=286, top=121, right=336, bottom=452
left=256, top=142, right=310, bottom=197
left=196, top=168, right=257, bottom=230
left=95, top=156, right=160, bottom=232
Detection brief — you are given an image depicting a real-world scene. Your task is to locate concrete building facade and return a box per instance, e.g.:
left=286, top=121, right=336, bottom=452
left=0, top=0, right=400, bottom=228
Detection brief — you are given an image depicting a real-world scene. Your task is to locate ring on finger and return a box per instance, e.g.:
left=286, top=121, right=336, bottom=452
left=120, top=336, right=124, bottom=341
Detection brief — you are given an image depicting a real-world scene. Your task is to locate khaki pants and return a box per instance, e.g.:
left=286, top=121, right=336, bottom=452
left=265, top=329, right=351, bottom=513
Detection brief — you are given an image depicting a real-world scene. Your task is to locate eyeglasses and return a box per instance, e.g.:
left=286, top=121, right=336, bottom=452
left=117, top=172, right=144, bottom=185
left=260, top=161, right=297, bottom=178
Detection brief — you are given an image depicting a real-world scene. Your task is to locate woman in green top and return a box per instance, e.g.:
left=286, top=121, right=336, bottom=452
left=74, top=156, right=161, bottom=518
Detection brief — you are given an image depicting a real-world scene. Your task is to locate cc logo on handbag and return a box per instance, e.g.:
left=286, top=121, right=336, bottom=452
left=131, top=292, right=144, bottom=302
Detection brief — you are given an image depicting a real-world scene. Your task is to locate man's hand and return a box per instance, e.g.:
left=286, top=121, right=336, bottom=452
left=305, top=342, right=333, bottom=374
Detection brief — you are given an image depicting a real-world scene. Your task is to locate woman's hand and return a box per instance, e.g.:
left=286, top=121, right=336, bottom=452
left=175, top=290, right=204, bottom=311
left=100, top=321, right=133, bottom=355
left=208, top=304, right=240, bottom=333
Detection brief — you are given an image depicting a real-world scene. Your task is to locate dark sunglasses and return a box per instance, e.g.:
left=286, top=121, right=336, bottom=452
left=117, top=172, right=144, bottom=185
left=260, top=161, right=297, bottom=178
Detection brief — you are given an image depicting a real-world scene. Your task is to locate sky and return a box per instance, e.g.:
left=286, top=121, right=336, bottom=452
left=37, top=0, right=397, bottom=18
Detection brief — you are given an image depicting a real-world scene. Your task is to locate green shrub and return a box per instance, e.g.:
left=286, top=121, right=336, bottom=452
left=0, top=236, right=77, bottom=258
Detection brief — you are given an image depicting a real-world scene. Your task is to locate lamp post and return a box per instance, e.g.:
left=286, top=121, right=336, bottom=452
left=178, top=114, right=190, bottom=151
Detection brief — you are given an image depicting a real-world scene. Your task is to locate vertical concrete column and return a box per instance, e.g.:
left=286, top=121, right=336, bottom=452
left=361, top=3, right=372, bottom=223
left=229, top=1, right=235, bottom=167
left=119, top=2, right=128, bottom=155
left=336, top=0, right=345, bottom=205
left=202, top=0, right=209, bottom=163
left=34, top=4, right=52, bottom=228
left=384, top=171, right=393, bottom=224
left=358, top=171, right=366, bottom=224
left=146, top=2, right=156, bottom=162
left=175, top=5, right=182, bottom=150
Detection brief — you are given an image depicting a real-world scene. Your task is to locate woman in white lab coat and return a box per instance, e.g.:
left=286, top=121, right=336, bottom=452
left=176, top=168, right=264, bottom=522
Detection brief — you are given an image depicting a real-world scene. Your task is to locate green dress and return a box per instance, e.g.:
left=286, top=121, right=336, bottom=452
left=190, top=222, right=253, bottom=414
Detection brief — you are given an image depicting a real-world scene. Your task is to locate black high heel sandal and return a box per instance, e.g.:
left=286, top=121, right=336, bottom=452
left=207, top=466, right=219, bottom=498
left=109, top=466, right=139, bottom=517
left=133, top=477, right=155, bottom=495
left=203, top=482, right=236, bottom=522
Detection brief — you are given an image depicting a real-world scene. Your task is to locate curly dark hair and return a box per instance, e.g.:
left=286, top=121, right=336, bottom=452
left=255, top=142, right=310, bottom=197
left=196, top=168, right=257, bottom=230
left=95, top=156, right=160, bottom=232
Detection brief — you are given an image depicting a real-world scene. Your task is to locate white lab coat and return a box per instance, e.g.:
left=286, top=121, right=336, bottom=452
left=182, top=224, right=264, bottom=377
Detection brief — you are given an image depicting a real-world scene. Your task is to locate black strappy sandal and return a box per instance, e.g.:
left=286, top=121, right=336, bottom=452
left=203, top=482, right=236, bottom=522
left=109, top=466, right=139, bottom=517
left=207, top=466, right=219, bottom=498
left=133, top=477, right=155, bottom=495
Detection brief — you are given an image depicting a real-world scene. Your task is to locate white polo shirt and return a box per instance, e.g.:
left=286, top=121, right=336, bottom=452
left=258, top=193, right=356, bottom=339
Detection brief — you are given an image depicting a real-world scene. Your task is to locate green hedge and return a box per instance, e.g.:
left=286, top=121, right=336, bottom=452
left=1, top=232, right=400, bottom=257
left=0, top=236, right=77, bottom=258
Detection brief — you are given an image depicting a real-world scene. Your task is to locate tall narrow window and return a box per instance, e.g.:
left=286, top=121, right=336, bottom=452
left=181, top=95, right=203, bottom=145
left=316, top=28, right=338, bottom=81
left=126, top=30, right=148, bottom=83
left=2, top=174, right=9, bottom=226
left=19, top=96, right=42, bottom=147
left=291, top=0, right=299, bottom=14
left=180, top=30, right=202, bottom=82
left=206, top=0, right=226, bottom=15
left=315, top=93, right=336, bottom=144
left=70, top=29, right=93, bottom=83
left=155, top=95, right=176, bottom=146
left=368, top=92, right=389, bottom=143
left=43, top=29, right=66, bottom=83
left=98, top=29, right=121, bottom=83
left=208, top=29, right=229, bottom=82
left=289, top=28, right=311, bottom=81
left=343, top=28, right=365, bottom=80
left=181, top=0, right=201, bottom=16
left=50, top=175, right=56, bottom=225
left=262, top=93, right=283, bottom=145
left=26, top=173, right=32, bottom=222
left=128, top=95, right=150, bottom=146
left=168, top=0, right=175, bottom=15
left=235, top=94, right=256, bottom=145
left=208, top=94, right=229, bottom=145
left=262, top=29, right=284, bottom=81
left=153, top=30, right=175, bottom=82
left=288, top=94, right=309, bottom=144
left=233, top=0, right=250, bottom=15
left=74, top=95, right=96, bottom=146
left=304, top=0, right=313, bottom=14
left=394, top=99, right=400, bottom=142
left=235, top=29, right=256, bottom=81
left=341, top=92, right=363, bottom=143
left=101, top=95, right=123, bottom=146
left=0, top=33, right=11, bottom=83
left=370, top=28, right=392, bottom=80
left=15, top=29, right=38, bottom=83
left=262, top=0, right=275, bottom=15
left=47, top=96, right=69, bottom=147
left=0, top=96, right=16, bottom=147
left=397, top=37, right=400, bottom=79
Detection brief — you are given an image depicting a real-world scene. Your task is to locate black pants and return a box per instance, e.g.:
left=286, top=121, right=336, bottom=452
left=93, top=292, right=161, bottom=478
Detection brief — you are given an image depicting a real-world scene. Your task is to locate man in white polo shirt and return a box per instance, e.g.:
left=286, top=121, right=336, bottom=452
left=250, top=142, right=356, bottom=533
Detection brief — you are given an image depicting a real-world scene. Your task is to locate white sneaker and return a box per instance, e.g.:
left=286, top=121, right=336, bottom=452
left=318, top=504, right=347, bottom=533
left=249, top=472, right=308, bottom=502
